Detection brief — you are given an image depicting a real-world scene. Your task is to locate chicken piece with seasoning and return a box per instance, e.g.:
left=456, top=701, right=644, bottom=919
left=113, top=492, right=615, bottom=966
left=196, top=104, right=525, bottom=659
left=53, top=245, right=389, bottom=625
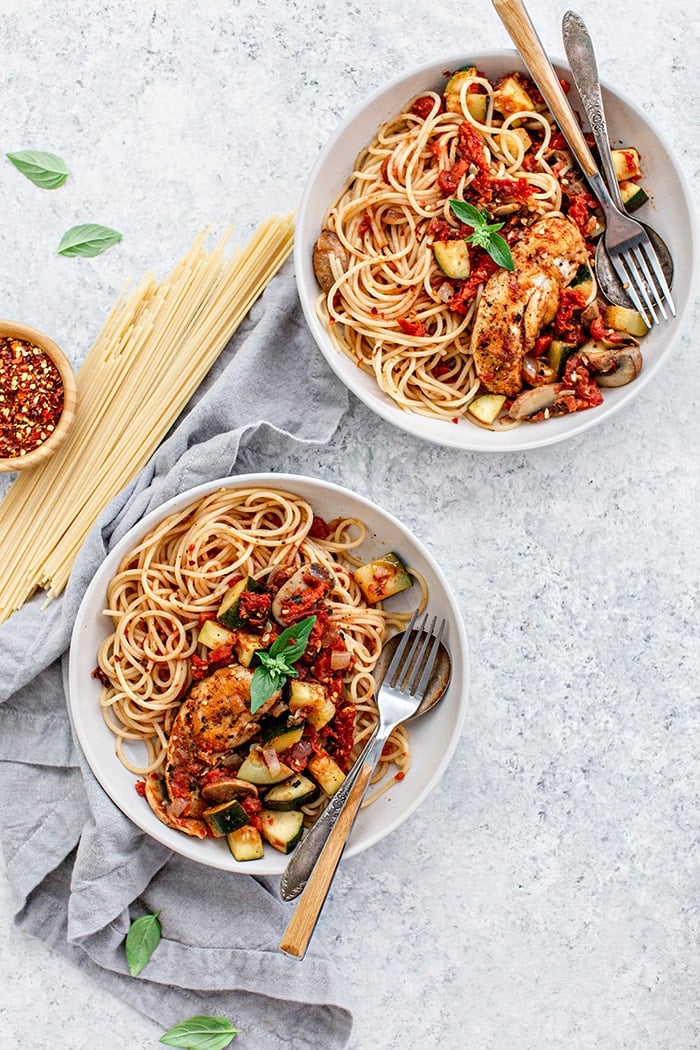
left=144, top=665, right=280, bottom=837
left=469, top=216, right=589, bottom=397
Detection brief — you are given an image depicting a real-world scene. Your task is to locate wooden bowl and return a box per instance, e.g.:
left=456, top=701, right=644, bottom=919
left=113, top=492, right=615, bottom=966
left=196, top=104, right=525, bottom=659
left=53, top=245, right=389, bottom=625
left=0, top=320, right=77, bottom=473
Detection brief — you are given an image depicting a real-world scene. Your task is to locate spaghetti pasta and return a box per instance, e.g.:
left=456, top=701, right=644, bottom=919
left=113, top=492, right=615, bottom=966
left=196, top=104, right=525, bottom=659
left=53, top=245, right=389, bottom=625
left=0, top=215, right=295, bottom=622
left=314, top=67, right=646, bottom=426
left=95, top=485, right=418, bottom=851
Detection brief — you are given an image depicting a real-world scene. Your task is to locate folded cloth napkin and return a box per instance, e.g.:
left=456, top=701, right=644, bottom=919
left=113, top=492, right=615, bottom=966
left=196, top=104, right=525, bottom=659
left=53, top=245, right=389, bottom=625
left=0, top=264, right=354, bottom=1049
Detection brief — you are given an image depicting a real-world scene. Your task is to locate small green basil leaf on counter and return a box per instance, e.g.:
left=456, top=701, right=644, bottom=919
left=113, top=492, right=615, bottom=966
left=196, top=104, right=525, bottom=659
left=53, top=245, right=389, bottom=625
left=6, top=149, right=69, bottom=189
left=159, top=1015, right=243, bottom=1049
left=125, top=910, right=161, bottom=977
left=57, top=223, right=122, bottom=258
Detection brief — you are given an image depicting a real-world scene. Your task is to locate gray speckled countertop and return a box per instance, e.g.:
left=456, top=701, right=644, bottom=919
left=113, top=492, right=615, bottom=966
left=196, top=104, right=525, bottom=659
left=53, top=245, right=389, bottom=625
left=1, top=1, right=698, bottom=1047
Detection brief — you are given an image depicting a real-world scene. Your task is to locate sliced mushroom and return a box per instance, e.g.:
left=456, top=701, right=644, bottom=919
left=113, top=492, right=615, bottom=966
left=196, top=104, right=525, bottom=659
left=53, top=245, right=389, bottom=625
left=200, top=777, right=259, bottom=804
left=508, top=384, right=562, bottom=420
left=580, top=343, right=643, bottom=387
left=581, top=300, right=601, bottom=326
left=271, top=562, right=333, bottom=625
left=312, top=230, right=349, bottom=293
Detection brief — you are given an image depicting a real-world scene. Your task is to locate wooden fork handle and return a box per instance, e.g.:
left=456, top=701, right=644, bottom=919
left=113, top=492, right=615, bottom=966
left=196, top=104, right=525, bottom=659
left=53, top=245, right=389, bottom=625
left=492, top=0, right=598, bottom=178
left=279, top=762, right=374, bottom=959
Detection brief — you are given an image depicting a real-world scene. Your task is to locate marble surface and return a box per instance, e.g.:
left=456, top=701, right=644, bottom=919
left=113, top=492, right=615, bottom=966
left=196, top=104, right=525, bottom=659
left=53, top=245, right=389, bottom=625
left=1, top=0, right=698, bottom=1047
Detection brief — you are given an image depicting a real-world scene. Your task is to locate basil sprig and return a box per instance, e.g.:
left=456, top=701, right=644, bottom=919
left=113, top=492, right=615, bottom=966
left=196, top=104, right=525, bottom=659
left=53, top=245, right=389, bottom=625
left=6, top=149, right=69, bottom=189
left=250, top=615, right=317, bottom=714
left=160, top=1015, right=242, bottom=1049
left=449, top=199, right=514, bottom=270
left=57, top=223, right=122, bottom=257
left=125, top=911, right=161, bottom=977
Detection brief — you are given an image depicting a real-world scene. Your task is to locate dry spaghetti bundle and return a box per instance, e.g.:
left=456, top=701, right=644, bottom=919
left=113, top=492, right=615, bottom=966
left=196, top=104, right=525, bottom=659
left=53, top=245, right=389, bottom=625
left=0, top=214, right=295, bottom=622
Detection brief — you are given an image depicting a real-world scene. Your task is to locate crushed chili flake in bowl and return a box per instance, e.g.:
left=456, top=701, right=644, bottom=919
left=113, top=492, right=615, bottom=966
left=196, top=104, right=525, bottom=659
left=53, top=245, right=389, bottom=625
left=0, top=321, right=77, bottom=472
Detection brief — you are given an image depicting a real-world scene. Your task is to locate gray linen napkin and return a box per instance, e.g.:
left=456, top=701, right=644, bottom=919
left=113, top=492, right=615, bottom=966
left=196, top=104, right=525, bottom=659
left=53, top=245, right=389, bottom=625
left=0, top=263, right=354, bottom=1049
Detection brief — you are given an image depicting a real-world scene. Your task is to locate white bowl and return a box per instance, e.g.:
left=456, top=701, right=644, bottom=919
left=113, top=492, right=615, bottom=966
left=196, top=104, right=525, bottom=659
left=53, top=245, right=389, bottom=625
left=68, top=473, right=469, bottom=875
left=295, top=50, right=696, bottom=451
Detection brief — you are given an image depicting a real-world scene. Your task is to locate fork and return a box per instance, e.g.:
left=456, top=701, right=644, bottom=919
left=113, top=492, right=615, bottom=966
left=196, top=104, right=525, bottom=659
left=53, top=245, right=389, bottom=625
left=278, top=611, right=447, bottom=959
left=492, top=0, right=676, bottom=327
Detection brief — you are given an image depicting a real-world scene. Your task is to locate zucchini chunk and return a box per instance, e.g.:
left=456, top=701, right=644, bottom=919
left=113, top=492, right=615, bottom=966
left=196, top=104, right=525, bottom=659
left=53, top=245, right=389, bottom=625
left=611, top=147, right=642, bottom=181
left=217, top=576, right=263, bottom=630
left=264, top=774, right=319, bottom=811
left=570, top=262, right=594, bottom=302
left=465, top=92, right=488, bottom=122
left=444, top=67, right=477, bottom=111
left=619, top=180, right=649, bottom=212
left=234, top=628, right=265, bottom=668
left=493, top=75, right=535, bottom=118
left=432, top=240, right=471, bottom=279
left=227, top=824, right=264, bottom=862
left=353, top=551, right=412, bottom=604
left=307, top=751, right=346, bottom=797
left=497, top=127, right=532, bottom=157
left=603, top=304, right=648, bottom=338
left=203, top=798, right=251, bottom=837
left=197, top=619, right=236, bottom=650
left=237, top=748, right=294, bottom=786
left=288, top=680, right=336, bottom=730
left=548, top=339, right=579, bottom=378
left=260, top=716, right=305, bottom=752
left=467, top=393, right=506, bottom=425
left=260, top=809, right=305, bottom=854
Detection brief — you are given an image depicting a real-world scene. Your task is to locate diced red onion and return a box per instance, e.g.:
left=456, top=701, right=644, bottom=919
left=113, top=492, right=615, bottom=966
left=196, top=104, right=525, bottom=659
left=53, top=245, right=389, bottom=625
left=262, top=748, right=281, bottom=776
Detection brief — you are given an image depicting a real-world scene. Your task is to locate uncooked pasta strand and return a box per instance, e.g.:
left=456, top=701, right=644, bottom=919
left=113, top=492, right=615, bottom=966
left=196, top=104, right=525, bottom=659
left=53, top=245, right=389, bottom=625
left=0, top=215, right=295, bottom=621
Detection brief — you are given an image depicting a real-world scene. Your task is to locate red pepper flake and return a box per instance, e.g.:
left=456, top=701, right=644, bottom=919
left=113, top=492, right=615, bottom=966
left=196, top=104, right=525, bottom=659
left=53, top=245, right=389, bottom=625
left=134, top=779, right=147, bottom=797
left=0, top=336, right=64, bottom=458
left=91, top=665, right=111, bottom=687
left=394, top=770, right=406, bottom=781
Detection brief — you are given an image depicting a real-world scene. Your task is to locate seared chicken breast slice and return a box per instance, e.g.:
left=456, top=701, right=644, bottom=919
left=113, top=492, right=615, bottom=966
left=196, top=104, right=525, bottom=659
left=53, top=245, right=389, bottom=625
left=470, top=216, right=589, bottom=397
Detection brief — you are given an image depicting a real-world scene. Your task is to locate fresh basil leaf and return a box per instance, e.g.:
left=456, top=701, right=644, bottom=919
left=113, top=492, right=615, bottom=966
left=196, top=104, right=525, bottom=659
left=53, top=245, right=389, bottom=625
left=250, top=665, right=285, bottom=714
left=466, top=225, right=492, bottom=251
left=159, top=1015, right=242, bottom=1049
left=257, top=650, right=297, bottom=678
left=483, top=231, right=514, bottom=270
left=448, top=197, right=514, bottom=270
left=125, top=911, right=161, bottom=977
left=6, top=149, right=69, bottom=189
left=57, top=223, right=122, bottom=258
left=448, top=198, right=486, bottom=229
left=269, top=615, right=317, bottom=665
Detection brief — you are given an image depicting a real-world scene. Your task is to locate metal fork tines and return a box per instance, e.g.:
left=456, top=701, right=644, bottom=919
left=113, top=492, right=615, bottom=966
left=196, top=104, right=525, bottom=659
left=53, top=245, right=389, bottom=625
left=381, top=611, right=446, bottom=710
left=601, top=191, right=677, bottom=326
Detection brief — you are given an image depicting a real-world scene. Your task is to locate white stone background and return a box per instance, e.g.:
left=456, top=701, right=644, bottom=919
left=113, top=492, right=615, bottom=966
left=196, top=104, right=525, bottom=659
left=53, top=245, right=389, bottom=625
left=0, top=0, right=698, bottom=1047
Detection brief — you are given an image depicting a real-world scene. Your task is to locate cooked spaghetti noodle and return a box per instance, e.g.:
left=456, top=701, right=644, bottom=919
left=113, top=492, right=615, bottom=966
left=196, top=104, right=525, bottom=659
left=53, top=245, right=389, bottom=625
left=314, top=66, right=642, bottom=424
left=96, top=486, right=421, bottom=821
